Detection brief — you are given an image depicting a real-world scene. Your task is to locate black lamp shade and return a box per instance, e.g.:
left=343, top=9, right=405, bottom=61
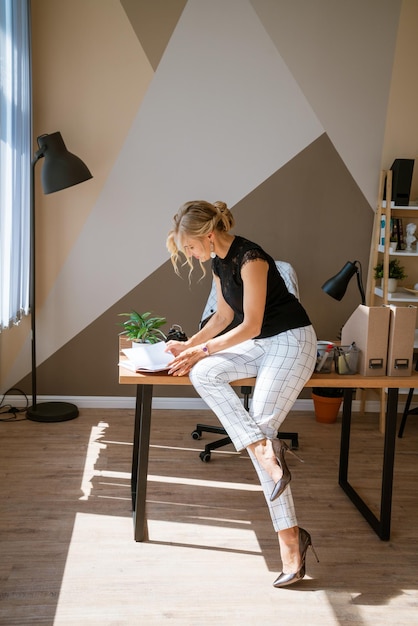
left=321, top=261, right=358, bottom=301
left=37, top=132, right=92, bottom=194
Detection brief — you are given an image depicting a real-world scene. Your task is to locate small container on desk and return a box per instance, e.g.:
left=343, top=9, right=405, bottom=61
left=315, top=341, right=335, bottom=373
left=334, top=343, right=359, bottom=375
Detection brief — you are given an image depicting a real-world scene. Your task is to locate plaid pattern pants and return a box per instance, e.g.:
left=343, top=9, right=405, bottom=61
left=189, top=325, right=317, bottom=531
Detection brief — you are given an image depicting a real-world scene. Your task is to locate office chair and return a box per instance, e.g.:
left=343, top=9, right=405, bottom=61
left=192, top=261, right=300, bottom=462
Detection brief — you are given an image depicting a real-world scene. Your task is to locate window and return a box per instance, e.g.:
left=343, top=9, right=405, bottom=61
left=0, top=0, right=31, bottom=331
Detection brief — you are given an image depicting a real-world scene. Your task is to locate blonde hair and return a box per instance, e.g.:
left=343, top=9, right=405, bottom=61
left=167, top=200, right=234, bottom=279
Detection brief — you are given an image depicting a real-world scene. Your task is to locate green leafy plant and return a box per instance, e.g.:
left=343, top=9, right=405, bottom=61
left=373, top=258, right=407, bottom=281
left=118, top=311, right=167, bottom=343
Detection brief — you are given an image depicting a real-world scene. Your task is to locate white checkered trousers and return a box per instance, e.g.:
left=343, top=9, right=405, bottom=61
left=189, top=325, right=317, bottom=531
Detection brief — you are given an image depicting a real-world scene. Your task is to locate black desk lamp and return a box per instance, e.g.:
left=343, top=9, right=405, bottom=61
left=321, top=260, right=366, bottom=305
left=27, top=132, right=92, bottom=422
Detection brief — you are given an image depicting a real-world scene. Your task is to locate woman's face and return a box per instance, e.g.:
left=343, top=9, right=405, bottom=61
left=183, top=236, right=210, bottom=262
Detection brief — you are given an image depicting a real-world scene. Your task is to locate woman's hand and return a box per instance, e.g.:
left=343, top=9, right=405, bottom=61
left=168, top=345, right=207, bottom=376
left=165, top=339, right=189, bottom=357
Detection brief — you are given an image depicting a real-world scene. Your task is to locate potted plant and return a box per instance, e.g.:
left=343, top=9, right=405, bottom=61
left=118, top=310, right=167, bottom=345
left=389, top=236, right=398, bottom=252
left=312, top=387, right=343, bottom=424
left=373, top=258, right=407, bottom=293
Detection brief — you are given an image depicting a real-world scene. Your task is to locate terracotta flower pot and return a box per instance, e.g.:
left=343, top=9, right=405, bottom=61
left=312, top=389, right=343, bottom=424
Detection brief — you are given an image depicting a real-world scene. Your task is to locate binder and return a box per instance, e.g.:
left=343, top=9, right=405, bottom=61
left=341, top=305, right=390, bottom=376
left=385, top=305, right=417, bottom=376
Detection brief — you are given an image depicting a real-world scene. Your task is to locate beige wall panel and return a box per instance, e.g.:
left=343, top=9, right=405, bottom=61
left=121, top=0, right=187, bottom=70
left=0, top=318, right=31, bottom=393
left=31, top=0, right=153, bottom=299
left=251, top=0, right=401, bottom=206
left=235, top=136, right=373, bottom=341
left=1, top=0, right=153, bottom=391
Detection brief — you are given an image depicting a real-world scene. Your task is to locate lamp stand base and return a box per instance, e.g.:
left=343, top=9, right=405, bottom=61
left=27, top=401, right=79, bottom=422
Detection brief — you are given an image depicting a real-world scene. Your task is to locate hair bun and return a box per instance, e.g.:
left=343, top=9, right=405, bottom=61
left=213, top=201, right=227, bottom=213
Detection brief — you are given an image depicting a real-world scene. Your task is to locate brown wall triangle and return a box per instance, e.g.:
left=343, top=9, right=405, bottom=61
left=120, top=0, right=187, bottom=70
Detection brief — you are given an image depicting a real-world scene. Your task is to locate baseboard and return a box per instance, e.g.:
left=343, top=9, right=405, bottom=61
left=2, top=394, right=398, bottom=413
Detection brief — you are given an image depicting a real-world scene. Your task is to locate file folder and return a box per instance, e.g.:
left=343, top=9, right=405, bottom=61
left=341, top=305, right=390, bottom=376
left=385, top=305, right=417, bottom=376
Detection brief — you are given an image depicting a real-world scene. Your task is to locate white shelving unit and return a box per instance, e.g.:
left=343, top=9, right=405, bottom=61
left=374, top=287, right=418, bottom=302
left=377, top=245, right=418, bottom=256
left=366, top=170, right=418, bottom=430
left=370, top=171, right=418, bottom=306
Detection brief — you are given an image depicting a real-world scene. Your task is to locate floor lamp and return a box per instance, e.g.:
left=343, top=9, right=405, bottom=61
left=27, top=132, right=92, bottom=422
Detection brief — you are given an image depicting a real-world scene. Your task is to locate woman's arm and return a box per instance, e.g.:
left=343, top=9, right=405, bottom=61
left=193, top=275, right=236, bottom=341
left=205, top=258, right=268, bottom=353
left=165, top=275, right=234, bottom=357
left=167, top=259, right=268, bottom=375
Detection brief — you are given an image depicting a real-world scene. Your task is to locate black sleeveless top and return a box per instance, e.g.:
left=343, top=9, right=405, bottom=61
left=212, top=236, right=311, bottom=338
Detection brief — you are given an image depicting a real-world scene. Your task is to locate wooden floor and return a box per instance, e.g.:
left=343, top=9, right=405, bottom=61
left=0, top=406, right=417, bottom=625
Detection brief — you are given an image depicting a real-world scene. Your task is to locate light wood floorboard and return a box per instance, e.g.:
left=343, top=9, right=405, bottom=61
left=0, top=407, right=417, bottom=625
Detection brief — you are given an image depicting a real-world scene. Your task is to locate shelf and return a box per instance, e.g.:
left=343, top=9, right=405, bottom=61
left=382, top=201, right=418, bottom=210
left=377, top=245, right=418, bottom=256
left=372, top=171, right=418, bottom=314
left=374, top=286, right=418, bottom=302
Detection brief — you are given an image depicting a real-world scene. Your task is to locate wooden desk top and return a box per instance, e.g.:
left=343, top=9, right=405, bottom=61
left=119, top=336, right=418, bottom=389
left=119, top=364, right=418, bottom=389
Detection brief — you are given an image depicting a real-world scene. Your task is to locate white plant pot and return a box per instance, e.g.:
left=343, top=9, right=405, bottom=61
left=131, top=340, right=162, bottom=350
left=386, top=278, right=398, bottom=293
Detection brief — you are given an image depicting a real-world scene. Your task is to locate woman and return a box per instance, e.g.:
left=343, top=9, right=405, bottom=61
left=165, top=200, right=319, bottom=587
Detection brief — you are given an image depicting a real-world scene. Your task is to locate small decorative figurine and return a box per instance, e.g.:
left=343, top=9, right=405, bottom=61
left=405, top=222, right=417, bottom=252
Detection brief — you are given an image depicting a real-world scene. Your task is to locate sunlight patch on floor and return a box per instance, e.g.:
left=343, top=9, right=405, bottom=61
left=148, top=474, right=262, bottom=491
left=54, top=513, right=346, bottom=625
left=79, top=422, right=257, bottom=504
left=79, top=422, right=110, bottom=500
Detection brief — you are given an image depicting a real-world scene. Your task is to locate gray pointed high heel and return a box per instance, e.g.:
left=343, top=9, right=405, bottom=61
left=273, top=527, right=319, bottom=588
left=270, top=438, right=304, bottom=501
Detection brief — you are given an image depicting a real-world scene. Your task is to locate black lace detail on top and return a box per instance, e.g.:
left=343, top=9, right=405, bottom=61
left=212, top=236, right=311, bottom=338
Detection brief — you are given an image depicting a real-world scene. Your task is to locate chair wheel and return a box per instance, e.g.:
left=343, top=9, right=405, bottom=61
left=199, top=451, right=211, bottom=462
left=191, top=430, right=201, bottom=440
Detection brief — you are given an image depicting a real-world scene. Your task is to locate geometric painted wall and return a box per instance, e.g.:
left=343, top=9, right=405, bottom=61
left=1, top=0, right=407, bottom=401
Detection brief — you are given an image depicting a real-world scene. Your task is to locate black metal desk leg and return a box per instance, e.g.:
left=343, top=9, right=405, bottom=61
left=398, top=387, right=414, bottom=438
left=339, top=388, right=353, bottom=485
left=131, top=384, right=153, bottom=542
left=379, top=387, right=399, bottom=540
left=339, top=386, right=399, bottom=540
left=131, top=384, right=143, bottom=510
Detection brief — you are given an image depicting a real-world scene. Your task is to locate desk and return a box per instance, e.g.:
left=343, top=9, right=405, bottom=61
left=119, top=355, right=418, bottom=543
